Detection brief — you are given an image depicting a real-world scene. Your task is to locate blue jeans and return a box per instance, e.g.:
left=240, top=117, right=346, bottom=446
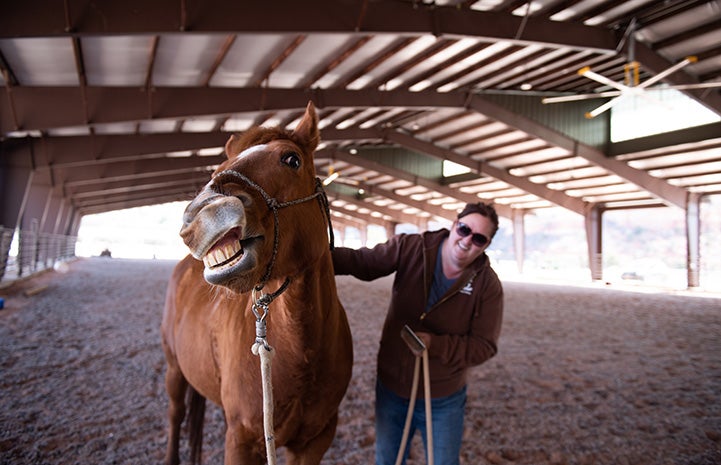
left=375, top=380, right=466, bottom=465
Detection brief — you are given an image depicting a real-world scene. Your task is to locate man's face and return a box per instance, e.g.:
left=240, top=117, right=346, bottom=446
left=446, top=213, right=494, bottom=268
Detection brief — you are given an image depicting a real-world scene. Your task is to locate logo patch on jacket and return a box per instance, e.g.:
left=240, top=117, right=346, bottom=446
left=460, top=279, right=474, bottom=295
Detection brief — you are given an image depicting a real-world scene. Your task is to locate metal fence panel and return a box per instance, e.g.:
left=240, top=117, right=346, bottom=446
left=0, top=227, right=76, bottom=284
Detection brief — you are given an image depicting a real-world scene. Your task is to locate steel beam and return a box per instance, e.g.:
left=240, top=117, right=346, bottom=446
left=354, top=181, right=456, bottom=223
left=584, top=204, right=604, bottom=281
left=386, top=130, right=588, bottom=215
left=21, top=181, right=52, bottom=233
left=70, top=176, right=206, bottom=202
left=55, top=157, right=216, bottom=186
left=328, top=191, right=425, bottom=227
left=608, top=122, right=721, bottom=157
left=22, top=132, right=229, bottom=168
left=329, top=202, right=399, bottom=229
left=512, top=209, right=525, bottom=274
left=1, top=0, right=616, bottom=52
left=0, top=140, right=35, bottom=230
left=77, top=193, right=190, bottom=216
left=74, top=185, right=195, bottom=209
left=319, top=147, right=514, bottom=219
left=686, top=193, right=701, bottom=288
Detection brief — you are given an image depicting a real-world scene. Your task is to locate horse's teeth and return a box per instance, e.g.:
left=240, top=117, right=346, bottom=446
left=203, top=240, right=243, bottom=269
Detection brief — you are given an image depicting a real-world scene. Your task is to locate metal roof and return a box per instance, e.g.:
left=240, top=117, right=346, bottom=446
left=2, top=0, right=721, bottom=229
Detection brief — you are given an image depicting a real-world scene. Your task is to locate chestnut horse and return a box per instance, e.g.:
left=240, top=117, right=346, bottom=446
left=161, top=102, right=353, bottom=465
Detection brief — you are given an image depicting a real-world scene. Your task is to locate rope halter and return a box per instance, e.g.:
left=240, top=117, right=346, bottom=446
left=210, top=168, right=334, bottom=299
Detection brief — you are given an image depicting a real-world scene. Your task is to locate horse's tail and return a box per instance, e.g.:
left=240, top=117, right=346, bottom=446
left=187, top=386, right=206, bottom=465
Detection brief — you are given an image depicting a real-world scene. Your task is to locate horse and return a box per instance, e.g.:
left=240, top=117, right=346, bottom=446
left=161, top=101, right=353, bottom=465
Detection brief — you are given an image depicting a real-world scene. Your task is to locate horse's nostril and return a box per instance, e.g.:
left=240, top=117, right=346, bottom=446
left=182, top=210, right=194, bottom=226
left=179, top=221, right=193, bottom=245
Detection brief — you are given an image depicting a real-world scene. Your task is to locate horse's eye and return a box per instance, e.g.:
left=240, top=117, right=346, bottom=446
left=281, top=152, right=301, bottom=170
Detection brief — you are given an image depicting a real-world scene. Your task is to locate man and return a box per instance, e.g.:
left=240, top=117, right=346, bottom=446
left=332, top=202, right=504, bottom=465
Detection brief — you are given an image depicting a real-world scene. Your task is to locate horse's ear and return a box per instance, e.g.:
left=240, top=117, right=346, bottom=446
left=224, top=134, right=242, bottom=159
left=292, top=101, right=320, bottom=154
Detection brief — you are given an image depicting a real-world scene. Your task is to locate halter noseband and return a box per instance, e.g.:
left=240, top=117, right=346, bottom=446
left=211, top=169, right=335, bottom=298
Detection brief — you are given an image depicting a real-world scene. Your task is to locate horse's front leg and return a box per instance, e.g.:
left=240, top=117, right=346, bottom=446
left=164, top=360, right=188, bottom=465
left=223, top=417, right=265, bottom=465
left=285, top=413, right=339, bottom=465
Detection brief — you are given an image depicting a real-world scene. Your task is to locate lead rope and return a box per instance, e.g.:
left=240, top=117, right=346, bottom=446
left=395, top=350, right=434, bottom=465
left=251, top=342, right=276, bottom=465
left=250, top=282, right=289, bottom=465
left=422, top=349, right=434, bottom=465
left=397, top=327, right=434, bottom=465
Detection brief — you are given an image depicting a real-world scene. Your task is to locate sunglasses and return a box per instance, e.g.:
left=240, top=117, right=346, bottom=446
left=455, top=222, right=489, bottom=247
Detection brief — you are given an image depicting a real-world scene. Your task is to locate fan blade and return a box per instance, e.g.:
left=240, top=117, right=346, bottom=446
left=579, top=66, right=631, bottom=92
left=584, top=96, right=623, bottom=119
left=322, top=171, right=340, bottom=186
left=639, top=56, right=696, bottom=89
left=542, top=90, right=622, bottom=104
left=665, top=81, right=721, bottom=91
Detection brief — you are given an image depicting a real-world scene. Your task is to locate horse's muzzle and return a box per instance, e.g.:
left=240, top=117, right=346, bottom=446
left=180, top=191, right=248, bottom=262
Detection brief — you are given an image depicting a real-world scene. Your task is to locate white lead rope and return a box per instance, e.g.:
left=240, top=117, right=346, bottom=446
left=396, top=326, right=434, bottom=465
left=422, top=349, right=434, bottom=465
left=395, top=355, right=420, bottom=465
left=251, top=342, right=277, bottom=465
left=251, top=287, right=280, bottom=465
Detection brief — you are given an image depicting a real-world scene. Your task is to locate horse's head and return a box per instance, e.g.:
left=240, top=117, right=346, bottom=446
left=180, top=101, right=330, bottom=293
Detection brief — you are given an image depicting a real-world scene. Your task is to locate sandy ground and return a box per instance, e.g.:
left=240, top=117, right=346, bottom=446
left=1, top=257, right=720, bottom=465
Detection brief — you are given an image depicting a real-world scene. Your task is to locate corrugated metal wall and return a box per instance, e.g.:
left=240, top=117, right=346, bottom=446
left=361, top=146, right=444, bottom=178
left=482, top=93, right=610, bottom=150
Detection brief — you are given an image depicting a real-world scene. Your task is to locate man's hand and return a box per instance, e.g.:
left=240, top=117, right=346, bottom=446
left=416, top=332, right=432, bottom=351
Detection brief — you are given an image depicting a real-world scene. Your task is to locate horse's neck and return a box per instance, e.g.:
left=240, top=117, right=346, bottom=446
left=290, top=262, right=336, bottom=302
left=272, top=257, right=338, bottom=320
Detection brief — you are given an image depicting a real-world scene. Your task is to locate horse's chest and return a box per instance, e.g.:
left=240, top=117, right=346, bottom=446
left=214, top=325, right=311, bottom=387
left=216, top=340, right=316, bottom=428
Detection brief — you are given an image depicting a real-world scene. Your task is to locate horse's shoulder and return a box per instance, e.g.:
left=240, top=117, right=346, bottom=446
left=172, top=253, right=197, bottom=273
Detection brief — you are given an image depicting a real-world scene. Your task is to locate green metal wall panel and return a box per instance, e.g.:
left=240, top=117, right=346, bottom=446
left=482, top=93, right=610, bottom=150
left=360, top=146, right=444, bottom=178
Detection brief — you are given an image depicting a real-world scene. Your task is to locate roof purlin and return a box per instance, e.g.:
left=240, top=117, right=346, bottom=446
left=319, top=147, right=514, bottom=219
left=0, top=1, right=617, bottom=53
left=386, top=129, right=588, bottom=215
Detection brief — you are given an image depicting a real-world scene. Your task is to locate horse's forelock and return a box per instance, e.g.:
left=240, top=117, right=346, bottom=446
left=230, top=127, right=299, bottom=156
left=229, top=125, right=315, bottom=160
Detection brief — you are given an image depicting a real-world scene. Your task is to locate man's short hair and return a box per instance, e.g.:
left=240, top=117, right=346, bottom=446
left=457, top=202, right=499, bottom=238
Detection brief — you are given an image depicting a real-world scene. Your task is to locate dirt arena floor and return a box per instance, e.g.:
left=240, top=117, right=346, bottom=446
left=1, top=257, right=720, bottom=465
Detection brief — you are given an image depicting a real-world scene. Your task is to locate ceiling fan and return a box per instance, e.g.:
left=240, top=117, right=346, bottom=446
left=542, top=55, right=721, bottom=118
